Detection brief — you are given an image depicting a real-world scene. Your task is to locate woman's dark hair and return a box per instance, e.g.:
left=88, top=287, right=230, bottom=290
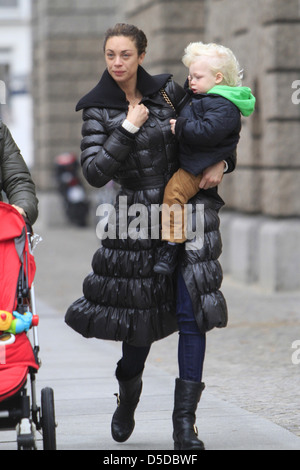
left=103, top=23, right=148, bottom=56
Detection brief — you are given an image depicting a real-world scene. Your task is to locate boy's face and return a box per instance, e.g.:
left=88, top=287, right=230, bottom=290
left=188, top=57, right=222, bottom=94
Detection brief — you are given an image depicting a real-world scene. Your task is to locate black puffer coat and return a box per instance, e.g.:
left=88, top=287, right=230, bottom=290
left=65, top=66, right=229, bottom=346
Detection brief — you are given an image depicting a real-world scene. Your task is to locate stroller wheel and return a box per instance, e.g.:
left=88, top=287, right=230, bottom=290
left=41, top=387, right=57, bottom=450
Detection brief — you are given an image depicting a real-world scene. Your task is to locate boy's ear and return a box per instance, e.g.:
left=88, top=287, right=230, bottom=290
left=215, top=72, right=224, bottom=84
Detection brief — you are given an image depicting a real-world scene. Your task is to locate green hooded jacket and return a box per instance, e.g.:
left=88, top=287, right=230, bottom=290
left=207, top=85, right=256, bottom=117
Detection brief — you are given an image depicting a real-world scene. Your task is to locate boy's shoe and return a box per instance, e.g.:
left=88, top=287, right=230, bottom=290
left=153, top=243, right=180, bottom=275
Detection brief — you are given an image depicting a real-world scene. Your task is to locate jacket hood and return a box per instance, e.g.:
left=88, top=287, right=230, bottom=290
left=207, top=85, right=256, bottom=116
left=76, top=66, right=172, bottom=111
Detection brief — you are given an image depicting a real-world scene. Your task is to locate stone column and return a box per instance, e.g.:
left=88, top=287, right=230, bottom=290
left=205, top=0, right=300, bottom=290
left=31, top=0, right=120, bottom=224
left=125, top=0, right=206, bottom=83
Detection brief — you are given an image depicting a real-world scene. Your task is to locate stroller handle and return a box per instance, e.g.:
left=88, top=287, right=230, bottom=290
left=24, top=217, right=33, bottom=236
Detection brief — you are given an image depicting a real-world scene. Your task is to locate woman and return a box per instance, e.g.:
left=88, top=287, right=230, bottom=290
left=65, top=23, right=233, bottom=450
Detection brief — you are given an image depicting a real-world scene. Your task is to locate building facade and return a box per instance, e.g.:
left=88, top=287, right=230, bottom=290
left=0, top=0, right=33, bottom=166
left=31, top=0, right=300, bottom=291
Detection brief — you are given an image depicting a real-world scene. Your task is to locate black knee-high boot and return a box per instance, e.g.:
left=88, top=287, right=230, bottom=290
left=111, top=361, right=143, bottom=443
left=172, top=378, right=205, bottom=450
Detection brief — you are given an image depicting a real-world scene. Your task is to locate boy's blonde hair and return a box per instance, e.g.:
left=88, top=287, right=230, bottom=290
left=182, top=42, right=243, bottom=87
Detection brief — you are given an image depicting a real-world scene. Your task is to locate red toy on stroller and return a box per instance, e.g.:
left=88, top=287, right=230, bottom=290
left=0, top=202, right=56, bottom=450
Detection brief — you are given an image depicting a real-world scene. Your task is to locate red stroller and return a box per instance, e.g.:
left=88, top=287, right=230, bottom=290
left=0, top=202, right=56, bottom=450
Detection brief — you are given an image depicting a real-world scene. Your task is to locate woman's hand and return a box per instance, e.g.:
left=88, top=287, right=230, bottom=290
left=127, top=104, right=149, bottom=128
left=199, top=161, right=225, bottom=190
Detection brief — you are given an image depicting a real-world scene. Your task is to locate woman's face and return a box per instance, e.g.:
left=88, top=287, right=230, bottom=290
left=105, top=36, right=145, bottom=86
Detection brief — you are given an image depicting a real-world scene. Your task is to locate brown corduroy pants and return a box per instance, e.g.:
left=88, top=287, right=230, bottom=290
left=161, top=168, right=202, bottom=243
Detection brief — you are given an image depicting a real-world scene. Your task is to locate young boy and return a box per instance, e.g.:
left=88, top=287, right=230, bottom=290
left=154, top=42, right=256, bottom=275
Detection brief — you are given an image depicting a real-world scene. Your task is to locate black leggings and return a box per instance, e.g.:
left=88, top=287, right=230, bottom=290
left=119, top=341, right=150, bottom=380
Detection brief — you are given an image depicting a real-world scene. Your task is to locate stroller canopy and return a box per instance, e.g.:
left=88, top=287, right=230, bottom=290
left=0, top=202, right=36, bottom=313
left=0, top=202, right=38, bottom=402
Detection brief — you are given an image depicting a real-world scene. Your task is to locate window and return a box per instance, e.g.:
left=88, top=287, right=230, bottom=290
left=0, top=0, right=30, bottom=20
left=0, top=0, right=18, bottom=7
left=0, top=63, right=9, bottom=120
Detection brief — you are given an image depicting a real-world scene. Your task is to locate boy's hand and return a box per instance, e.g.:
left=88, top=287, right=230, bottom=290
left=170, top=119, right=177, bottom=134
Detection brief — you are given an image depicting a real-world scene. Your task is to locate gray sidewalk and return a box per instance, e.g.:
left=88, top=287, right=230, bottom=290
left=1, top=224, right=300, bottom=450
